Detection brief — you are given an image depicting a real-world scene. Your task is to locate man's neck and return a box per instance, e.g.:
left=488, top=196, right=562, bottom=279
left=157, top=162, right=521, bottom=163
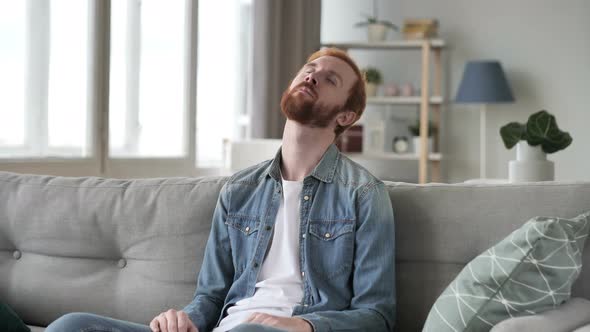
left=280, top=120, right=335, bottom=182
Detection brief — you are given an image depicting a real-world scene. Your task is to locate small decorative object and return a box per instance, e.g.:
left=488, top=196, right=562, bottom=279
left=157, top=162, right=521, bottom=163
left=354, top=0, right=398, bottom=42
left=392, top=136, right=409, bottom=153
left=402, top=18, right=438, bottom=40
left=384, top=82, right=399, bottom=96
left=364, top=122, right=385, bottom=153
left=336, top=124, right=363, bottom=153
left=408, top=120, right=436, bottom=155
left=500, top=110, right=572, bottom=182
left=400, top=83, right=414, bottom=97
left=363, top=67, right=382, bottom=97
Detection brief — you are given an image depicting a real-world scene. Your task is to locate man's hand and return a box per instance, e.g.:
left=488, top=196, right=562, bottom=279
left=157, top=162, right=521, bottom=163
left=244, top=313, right=313, bottom=332
left=149, top=309, right=199, bottom=332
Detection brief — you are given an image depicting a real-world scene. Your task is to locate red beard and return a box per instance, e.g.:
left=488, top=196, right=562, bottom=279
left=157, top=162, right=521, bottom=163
left=280, top=82, right=341, bottom=128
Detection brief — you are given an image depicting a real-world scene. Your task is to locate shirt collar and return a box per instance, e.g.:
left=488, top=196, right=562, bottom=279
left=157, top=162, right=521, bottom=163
left=265, top=143, right=340, bottom=183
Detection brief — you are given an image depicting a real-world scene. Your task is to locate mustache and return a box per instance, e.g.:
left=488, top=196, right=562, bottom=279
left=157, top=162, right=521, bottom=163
left=292, top=81, right=317, bottom=99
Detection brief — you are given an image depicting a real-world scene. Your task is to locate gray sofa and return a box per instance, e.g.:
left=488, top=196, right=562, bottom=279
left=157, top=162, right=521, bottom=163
left=1, top=171, right=589, bottom=331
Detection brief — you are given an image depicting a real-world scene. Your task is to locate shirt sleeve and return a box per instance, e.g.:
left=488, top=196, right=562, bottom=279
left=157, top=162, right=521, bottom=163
left=182, top=182, right=235, bottom=332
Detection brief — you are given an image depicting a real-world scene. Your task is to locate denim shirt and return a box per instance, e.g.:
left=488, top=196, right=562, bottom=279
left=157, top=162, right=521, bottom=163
left=183, top=144, right=396, bottom=332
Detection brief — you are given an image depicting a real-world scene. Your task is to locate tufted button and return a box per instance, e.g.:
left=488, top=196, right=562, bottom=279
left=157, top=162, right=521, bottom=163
left=117, top=259, right=127, bottom=268
left=13, top=250, right=21, bottom=260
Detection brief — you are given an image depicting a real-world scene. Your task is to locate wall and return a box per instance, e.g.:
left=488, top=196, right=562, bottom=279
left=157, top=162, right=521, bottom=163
left=322, top=0, right=590, bottom=182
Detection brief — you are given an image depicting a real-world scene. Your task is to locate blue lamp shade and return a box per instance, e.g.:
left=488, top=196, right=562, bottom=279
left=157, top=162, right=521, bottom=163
left=455, top=61, right=515, bottom=103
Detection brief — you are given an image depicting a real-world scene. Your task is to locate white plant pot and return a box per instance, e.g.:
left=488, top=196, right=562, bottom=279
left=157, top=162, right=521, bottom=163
left=365, top=82, right=378, bottom=97
left=508, top=141, right=554, bottom=183
left=412, top=136, right=434, bottom=155
left=367, top=24, right=388, bottom=42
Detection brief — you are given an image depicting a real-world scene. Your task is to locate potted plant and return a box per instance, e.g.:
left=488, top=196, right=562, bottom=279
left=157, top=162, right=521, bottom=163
left=354, top=0, right=398, bottom=42
left=500, top=110, right=572, bottom=182
left=408, top=120, right=437, bottom=155
left=363, top=67, right=382, bottom=97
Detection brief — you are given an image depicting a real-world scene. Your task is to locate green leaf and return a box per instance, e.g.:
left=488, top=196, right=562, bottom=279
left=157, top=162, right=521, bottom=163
left=525, top=110, right=573, bottom=154
left=500, top=122, right=526, bottom=149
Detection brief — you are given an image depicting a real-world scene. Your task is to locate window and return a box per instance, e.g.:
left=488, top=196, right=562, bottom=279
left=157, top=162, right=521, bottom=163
left=0, top=0, right=251, bottom=177
left=196, top=0, right=252, bottom=167
left=109, top=0, right=186, bottom=158
left=0, top=0, right=90, bottom=158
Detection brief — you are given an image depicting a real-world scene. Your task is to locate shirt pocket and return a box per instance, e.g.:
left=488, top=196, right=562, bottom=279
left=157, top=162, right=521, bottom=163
left=308, top=219, right=355, bottom=281
left=225, top=214, right=260, bottom=273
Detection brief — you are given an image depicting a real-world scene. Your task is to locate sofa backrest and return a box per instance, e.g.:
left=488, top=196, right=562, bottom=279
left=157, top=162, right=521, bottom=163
left=389, top=181, right=590, bottom=330
left=0, top=172, right=226, bottom=327
left=0, top=172, right=589, bottom=330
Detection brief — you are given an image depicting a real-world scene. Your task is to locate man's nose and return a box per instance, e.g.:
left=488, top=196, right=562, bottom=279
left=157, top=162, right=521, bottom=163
left=305, top=74, right=318, bottom=86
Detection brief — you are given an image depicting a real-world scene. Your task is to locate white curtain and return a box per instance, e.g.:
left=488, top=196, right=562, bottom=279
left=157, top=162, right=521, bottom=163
left=248, top=0, right=322, bottom=139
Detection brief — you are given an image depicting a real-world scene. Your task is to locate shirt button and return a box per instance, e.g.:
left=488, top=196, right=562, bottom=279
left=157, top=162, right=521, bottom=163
left=301, top=271, right=305, bottom=277
left=324, top=233, right=331, bottom=238
left=254, top=262, right=259, bottom=268
left=303, top=195, right=310, bottom=201
left=303, top=304, right=309, bottom=307
left=245, top=226, right=250, bottom=233
left=302, top=234, right=306, bottom=239
left=118, top=259, right=127, bottom=268
left=265, top=225, right=272, bottom=231
left=13, top=250, right=21, bottom=260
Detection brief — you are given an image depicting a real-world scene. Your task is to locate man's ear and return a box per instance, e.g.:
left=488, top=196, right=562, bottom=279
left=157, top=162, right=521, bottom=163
left=336, top=111, right=357, bottom=127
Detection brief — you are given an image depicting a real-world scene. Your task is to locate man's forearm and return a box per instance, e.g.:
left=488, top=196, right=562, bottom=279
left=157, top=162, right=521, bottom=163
left=182, top=295, right=224, bottom=332
left=298, top=307, right=392, bottom=332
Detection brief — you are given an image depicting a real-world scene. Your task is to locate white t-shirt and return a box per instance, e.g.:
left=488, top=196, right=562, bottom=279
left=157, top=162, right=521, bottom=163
left=213, top=177, right=304, bottom=332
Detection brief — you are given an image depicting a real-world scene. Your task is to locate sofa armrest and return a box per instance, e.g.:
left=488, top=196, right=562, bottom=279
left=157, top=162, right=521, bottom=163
left=491, top=298, right=590, bottom=332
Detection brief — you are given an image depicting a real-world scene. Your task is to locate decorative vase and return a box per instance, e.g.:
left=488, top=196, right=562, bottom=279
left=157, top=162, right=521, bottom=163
left=400, top=83, right=414, bottom=96
left=509, top=141, right=554, bottom=182
left=384, top=83, right=399, bottom=96
left=412, top=136, right=434, bottom=155
left=365, top=82, right=378, bottom=97
left=367, top=23, right=388, bottom=42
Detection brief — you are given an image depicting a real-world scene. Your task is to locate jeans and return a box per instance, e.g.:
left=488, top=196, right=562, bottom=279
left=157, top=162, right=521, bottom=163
left=45, top=312, right=286, bottom=332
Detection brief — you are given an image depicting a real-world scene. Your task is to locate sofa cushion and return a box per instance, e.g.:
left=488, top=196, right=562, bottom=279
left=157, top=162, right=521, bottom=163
left=423, top=211, right=590, bottom=332
left=1, top=301, right=31, bottom=332
left=490, top=297, right=590, bottom=332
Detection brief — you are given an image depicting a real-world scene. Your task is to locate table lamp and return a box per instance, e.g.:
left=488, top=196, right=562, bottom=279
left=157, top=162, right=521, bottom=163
left=455, top=61, right=515, bottom=179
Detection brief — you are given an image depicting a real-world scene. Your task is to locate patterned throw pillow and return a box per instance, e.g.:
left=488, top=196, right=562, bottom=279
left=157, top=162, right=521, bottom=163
left=423, top=211, right=590, bottom=332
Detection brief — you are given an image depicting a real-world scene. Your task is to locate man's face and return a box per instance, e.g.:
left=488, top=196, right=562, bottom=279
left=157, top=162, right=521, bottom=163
left=281, top=55, right=358, bottom=128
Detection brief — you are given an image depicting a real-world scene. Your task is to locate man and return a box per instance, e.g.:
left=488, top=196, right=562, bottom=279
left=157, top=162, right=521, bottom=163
left=46, top=48, right=395, bottom=332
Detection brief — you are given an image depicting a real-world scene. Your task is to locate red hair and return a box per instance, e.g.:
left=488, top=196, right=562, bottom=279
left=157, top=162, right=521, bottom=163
left=306, top=48, right=366, bottom=137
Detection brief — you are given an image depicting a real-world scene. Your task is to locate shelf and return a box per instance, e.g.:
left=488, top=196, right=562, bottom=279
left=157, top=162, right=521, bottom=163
left=321, top=39, right=445, bottom=50
left=345, top=152, right=442, bottom=161
left=367, top=96, right=443, bottom=105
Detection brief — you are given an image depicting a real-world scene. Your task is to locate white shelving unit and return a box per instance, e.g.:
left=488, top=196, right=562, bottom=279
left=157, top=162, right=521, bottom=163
left=367, top=96, right=444, bottom=105
left=346, top=152, right=442, bottom=161
left=322, top=39, right=445, bottom=183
